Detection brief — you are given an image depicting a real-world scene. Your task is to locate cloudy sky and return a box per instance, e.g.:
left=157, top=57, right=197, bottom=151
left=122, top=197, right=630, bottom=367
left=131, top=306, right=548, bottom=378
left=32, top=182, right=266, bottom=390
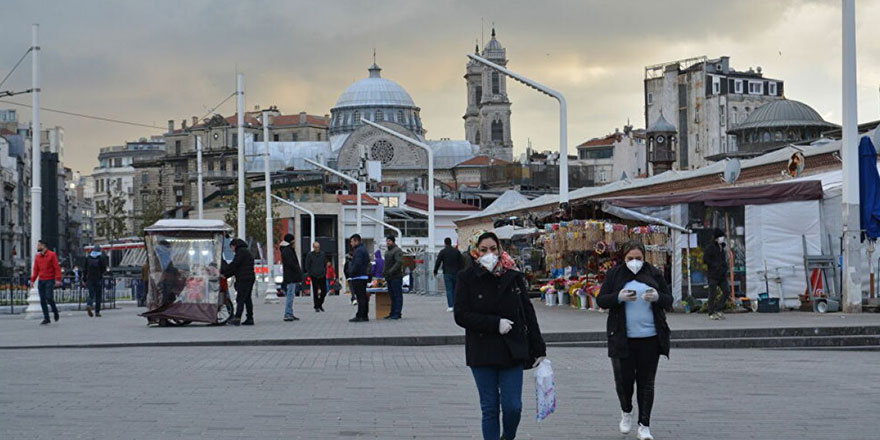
left=2, top=0, right=880, bottom=174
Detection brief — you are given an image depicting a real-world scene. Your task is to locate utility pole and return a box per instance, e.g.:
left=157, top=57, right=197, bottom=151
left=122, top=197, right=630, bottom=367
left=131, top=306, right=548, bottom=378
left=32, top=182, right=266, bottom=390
left=841, top=0, right=862, bottom=313
left=262, top=111, right=277, bottom=304
left=196, top=135, right=203, bottom=219
left=236, top=73, right=246, bottom=240
left=25, top=23, right=42, bottom=318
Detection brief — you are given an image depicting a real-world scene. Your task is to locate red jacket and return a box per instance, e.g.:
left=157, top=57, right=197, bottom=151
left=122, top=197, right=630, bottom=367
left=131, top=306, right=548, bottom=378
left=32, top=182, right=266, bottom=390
left=31, top=250, right=62, bottom=284
left=326, top=265, right=336, bottom=280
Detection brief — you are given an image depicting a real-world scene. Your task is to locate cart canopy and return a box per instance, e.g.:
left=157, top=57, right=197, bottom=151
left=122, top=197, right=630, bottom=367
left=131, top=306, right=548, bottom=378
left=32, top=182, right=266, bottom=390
left=145, top=219, right=233, bottom=233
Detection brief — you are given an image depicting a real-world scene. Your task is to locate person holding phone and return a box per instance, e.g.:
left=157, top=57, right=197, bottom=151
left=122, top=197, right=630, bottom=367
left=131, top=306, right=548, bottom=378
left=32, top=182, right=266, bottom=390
left=597, top=240, right=673, bottom=440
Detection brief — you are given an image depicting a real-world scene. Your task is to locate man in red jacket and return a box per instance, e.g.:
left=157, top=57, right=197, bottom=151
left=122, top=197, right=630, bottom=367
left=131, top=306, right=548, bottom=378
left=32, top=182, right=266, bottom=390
left=31, top=240, right=62, bottom=325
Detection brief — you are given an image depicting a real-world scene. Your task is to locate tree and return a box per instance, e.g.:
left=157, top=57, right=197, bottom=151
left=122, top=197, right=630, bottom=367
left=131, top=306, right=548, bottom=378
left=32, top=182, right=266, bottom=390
left=95, top=189, right=128, bottom=243
left=224, top=185, right=282, bottom=253
left=135, top=191, right=165, bottom=235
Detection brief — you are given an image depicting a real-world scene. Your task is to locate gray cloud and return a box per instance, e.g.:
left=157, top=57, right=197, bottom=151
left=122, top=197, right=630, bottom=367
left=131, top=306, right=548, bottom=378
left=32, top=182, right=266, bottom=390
left=0, top=0, right=877, bottom=174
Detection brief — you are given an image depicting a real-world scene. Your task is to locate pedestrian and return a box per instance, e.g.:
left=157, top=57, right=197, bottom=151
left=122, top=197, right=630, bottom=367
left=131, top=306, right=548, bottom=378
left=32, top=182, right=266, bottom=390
left=31, top=239, right=62, bottom=325
left=304, top=241, right=328, bottom=312
left=326, top=259, right=337, bottom=296
left=434, top=237, right=465, bottom=312
left=280, top=233, right=303, bottom=321
left=140, top=260, right=150, bottom=307
left=73, top=265, right=81, bottom=288
left=372, top=249, right=385, bottom=280
left=221, top=238, right=256, bottom=326
left=702, top=228, right=731, bottom=320
left=383, top=235, right=404, bottom=320
left=596, top=240, right=673, bottom=440
left=84, top=244, right=107, bottom=317
left=454, top=231, right=546, bottom=440
left=347, top=234, right=371, bottom=322
left=343, top=252, right=355, bottom=305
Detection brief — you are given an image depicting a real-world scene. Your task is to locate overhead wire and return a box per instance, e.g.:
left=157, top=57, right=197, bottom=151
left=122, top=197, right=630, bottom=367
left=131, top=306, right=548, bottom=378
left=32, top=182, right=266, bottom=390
left=0, top=48, right=32, bottom=90
left=0, top=99, right=163, bottom=129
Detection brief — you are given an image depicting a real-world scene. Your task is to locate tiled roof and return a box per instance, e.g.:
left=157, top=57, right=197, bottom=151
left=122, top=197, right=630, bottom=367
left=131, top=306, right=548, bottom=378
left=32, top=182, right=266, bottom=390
left=577, top=134, right=619, bottom=149
left=455, top=155, right=510, bottom=167
left=404, top=193, right=480, bottom=211
left=336, top=194, right=380, bottom=205
left=0, top=128, right=16, bottom=136
left=272, top=114, right=328, bottom=128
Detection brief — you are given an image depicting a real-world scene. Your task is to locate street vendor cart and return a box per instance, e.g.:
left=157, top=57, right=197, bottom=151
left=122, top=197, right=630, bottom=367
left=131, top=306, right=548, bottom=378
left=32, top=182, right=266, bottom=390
left=141, top=220, right=235, bottom=326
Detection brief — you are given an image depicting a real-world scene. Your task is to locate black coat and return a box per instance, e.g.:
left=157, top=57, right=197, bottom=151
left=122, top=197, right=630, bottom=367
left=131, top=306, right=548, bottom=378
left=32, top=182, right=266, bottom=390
left=303, top=250, right=327, bottom=279
left=221, top=246, right=256, bottom=283
left=596, top=263, right=672, bottom=359
left=434, top=245, right=464, bottom=275
left=348, top=244, right=370, bottom=278
left=703, top=242, right=729, bottom=281
left=84, top=254, right=107, bottom=283
left=280, top=244, right=303, bottom=284
left=454, top=266, right=546, bottom=369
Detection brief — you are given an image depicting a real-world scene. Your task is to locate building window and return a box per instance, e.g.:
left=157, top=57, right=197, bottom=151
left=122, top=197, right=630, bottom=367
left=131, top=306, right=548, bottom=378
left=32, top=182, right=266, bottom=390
left=207, top=160, right=214, bottom=172
left=375, top=110, right=383, bottom=121
left=174, top=140, right=181, bottom=155
left=397, top=110, right=404, bottom=122
left=647, top=92, right=653, bottom=105
left=292, top=133, right=298, bottom=141
left=749, top=82, right=763, bottom=95
left=141, top=173, right=148, bottom=185
left=475, top=86, right=482, bottom=104
left=273, top=134, right=279, bottom=141
left=769, top=82, right=777, bottom=96
left=599, top=169, right=607, bottom=183
left=762, top=131, right=771, bottom=143
left=582, top=147, right=613, bottom=159
left=317, top=133, right=322, bottom=141
left=731, top=107, right=737, bottom=125
left=220, top=160, right=226, bottom=171
left=353, top=111, right=360, bottom=124
left=491, top=120, right=503, bottom=142
left=734, top=80, right=743, bottom=94
left=491, top=72, right=500, bottom=94
left=712, top=76, right=721, bottom=94
left=475, top=130, right=481, bottom=145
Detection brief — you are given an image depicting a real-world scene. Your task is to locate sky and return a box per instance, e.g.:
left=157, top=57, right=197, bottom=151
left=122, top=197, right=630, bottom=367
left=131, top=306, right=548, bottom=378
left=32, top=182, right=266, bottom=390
left=2, top=0, right=880, bottom=175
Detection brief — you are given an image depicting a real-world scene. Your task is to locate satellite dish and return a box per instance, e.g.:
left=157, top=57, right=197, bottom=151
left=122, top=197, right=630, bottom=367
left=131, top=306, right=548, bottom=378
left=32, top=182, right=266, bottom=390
left=787, top=151, right=806, bottom=177
left=722, top=159, right=741, bottom=184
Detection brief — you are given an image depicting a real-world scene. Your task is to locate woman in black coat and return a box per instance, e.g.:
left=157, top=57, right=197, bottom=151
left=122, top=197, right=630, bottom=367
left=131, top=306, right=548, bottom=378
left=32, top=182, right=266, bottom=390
left=454, top=231, right=546, bottom=440
left=596, top=240, right=673, bottom=440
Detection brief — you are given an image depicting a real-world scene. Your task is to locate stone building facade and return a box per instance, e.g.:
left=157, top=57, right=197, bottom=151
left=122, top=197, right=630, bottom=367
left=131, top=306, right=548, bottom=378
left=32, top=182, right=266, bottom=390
left=464, top=28, right=513, bottom=162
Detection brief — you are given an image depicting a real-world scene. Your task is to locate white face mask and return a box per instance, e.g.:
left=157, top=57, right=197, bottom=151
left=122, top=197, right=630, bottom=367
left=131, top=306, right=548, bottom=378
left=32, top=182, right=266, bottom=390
left=478, top=252, right=499, bottom=271
left=626, top=259, right=644, bottom=275
left=716, top=237, right=726, bottom=245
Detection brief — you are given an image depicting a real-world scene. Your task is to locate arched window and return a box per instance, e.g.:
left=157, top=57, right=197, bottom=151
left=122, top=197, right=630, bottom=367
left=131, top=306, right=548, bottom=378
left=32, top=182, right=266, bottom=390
left=397, top=110, right=404, bottom=123
left=475, top=86, right=482, bottom=104
left=475, top=130, right=481, bottom=145
left=491, top=120, right=503, bottom=142
left=375, top=110, right=383, bottom=121
left=353, top=110, right=360, bottom=124
left=762, top=131, right=771, bottom=143
left=491, top=72, right=500, bottom=94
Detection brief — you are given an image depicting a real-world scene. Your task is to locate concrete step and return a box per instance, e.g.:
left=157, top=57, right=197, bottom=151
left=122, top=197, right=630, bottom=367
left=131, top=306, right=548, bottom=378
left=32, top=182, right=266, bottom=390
left=547, top=335, right=880, bottom=350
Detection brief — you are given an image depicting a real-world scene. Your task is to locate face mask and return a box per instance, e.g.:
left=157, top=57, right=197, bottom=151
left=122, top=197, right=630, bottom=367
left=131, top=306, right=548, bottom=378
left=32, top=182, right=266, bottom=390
left=626, top=259, right=644, bottom=274
left=478, top=252, right=499, bottom=271
left=716, top=237, right=725, bottom=244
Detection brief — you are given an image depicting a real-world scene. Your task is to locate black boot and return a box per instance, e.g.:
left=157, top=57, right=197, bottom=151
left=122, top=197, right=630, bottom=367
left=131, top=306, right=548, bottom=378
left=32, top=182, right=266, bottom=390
left=241, top=317, right=254, bottom=326
left=53, top=311, right=59, bottom=322
left=229, top=318, right=241, bottom=326
left=40, top=319, right=50, bottom=325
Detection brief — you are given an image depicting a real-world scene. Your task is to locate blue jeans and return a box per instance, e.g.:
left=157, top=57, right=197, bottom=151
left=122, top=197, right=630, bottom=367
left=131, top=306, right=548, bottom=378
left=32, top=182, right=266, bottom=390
left=388, top=276, right=403, bottom=318
left=86, top=280, right=103, bottom=313
left=443, top=273, right=457, bottom=308
left=284, top=283, right=298, bottom=318
left=37, top=280, right=58, bottom=321
left=471, top=366, right=524, bottom=440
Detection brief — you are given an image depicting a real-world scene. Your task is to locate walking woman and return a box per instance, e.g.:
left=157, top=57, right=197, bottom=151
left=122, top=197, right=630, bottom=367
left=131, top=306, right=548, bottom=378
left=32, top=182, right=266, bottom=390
left=596, top=240, right=672, bottom=440
left=454, top=231, right=546, bottom=440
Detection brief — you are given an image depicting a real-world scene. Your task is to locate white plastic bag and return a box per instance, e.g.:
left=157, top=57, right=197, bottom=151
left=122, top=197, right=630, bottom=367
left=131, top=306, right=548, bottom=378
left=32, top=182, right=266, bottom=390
left=534, top=359, right=556, bottom=421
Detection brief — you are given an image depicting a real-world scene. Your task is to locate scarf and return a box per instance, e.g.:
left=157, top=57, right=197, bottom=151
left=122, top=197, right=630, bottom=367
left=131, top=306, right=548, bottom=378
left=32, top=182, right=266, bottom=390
left=468, top=229, right=519, bottom=277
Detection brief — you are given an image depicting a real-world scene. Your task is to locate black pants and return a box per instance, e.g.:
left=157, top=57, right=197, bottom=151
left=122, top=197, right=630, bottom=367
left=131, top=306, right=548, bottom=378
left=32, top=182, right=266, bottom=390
left=351, top=279, right=368, bottom=319
left=611, top=336, right=660, bottom=427
left=37, top=280, right=58, bottom=321
left=234, top=279, right=255, bottom=320
left=87, top=280, right=102, bottom=313
left=311, top=277, right=327, bottom=309
left=707, top=277, right=730, bottom=315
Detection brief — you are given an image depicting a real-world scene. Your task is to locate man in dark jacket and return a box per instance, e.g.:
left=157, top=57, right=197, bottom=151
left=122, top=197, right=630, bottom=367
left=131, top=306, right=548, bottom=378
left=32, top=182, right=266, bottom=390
left=280, top=233, right=302, bottom=321
left=702, top=228, right=730, bottom=320
left=434, top=237, right=464, bottom=312
left=84, top=244, right=107, bottom=317
left=303, top=241, right=328, bottom=312
left=383, top=235, right=404, bottom=320
left=347, top=234, right=371, bottom=322
left=221, top=238, right=256, bottom=326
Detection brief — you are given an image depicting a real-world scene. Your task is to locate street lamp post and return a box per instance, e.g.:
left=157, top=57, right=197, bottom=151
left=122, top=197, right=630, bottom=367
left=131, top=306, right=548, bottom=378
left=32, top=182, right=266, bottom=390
left=466, top=53, right=568, bottom=206
left=196, top=135, right=204, bottom=219
left=841, top=0, right=862, bottom=313
left=303, top=158, right=363, bottom=235
left=272, top=195, right=316, bottom=249
left=359, top=119, right=434, bottom=258
left=236, top=73, right=246, bottom=240
left=363, top=213, right=402, bottom=239
left=25, top=23, right=42, bottom=318
left=262, top=112, right=277, bottom=304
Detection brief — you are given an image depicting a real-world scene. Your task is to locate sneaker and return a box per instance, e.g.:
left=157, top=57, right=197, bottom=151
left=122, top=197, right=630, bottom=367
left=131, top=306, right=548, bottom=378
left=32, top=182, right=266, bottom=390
left=86, top=306, right=93, bottom=317
left=637, top=424, right=654, bottom=440
left=283, top=316, right=295, bottom=322
left=446, top=307, right=454, bottom=312
left=717, top=312, right=727, bottom=320
left=709, top=313, right=720, bottom=320
left=40, top=319, right=50, bottom=325
left=95, top=313, right=101, bottom=317
left=619, top=411, right=633, bottom=434
left=229, top=318, right=241, bottom=326
left=319, top=307, right=325, bottom=312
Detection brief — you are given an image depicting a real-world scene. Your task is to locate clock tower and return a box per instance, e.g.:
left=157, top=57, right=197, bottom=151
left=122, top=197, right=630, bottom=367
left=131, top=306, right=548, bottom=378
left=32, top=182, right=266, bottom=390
left=646, top=113, right=677, bottom=175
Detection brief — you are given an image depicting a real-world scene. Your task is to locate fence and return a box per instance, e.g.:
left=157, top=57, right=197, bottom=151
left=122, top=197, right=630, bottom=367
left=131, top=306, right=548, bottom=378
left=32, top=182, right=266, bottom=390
left=408, top=252, right=442, bottom=296
left=0, top=276, right=144, bottom=314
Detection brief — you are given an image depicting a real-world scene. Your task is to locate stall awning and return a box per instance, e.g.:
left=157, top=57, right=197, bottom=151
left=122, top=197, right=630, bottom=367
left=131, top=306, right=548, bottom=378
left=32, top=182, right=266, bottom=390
left=600, top=203, right=690, bottom=233
left=603, top=180, right=824, bottom=208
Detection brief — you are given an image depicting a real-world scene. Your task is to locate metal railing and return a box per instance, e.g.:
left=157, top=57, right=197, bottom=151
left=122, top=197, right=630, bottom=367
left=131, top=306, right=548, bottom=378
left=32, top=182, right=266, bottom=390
left=0, top=276, right=142, bottom=314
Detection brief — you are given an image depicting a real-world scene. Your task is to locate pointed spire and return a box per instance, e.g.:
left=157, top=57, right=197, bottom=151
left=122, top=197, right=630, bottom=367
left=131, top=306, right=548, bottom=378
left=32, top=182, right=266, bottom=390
left=369, top=49, right=381, bottom=78
left=475, top=40, right=479, bottom=54
left=491, top=26, right=496, bottom=38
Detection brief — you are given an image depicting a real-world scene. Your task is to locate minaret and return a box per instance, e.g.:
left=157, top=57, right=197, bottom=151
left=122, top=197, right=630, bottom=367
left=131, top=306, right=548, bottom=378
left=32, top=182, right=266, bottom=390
left=463, top=41, right=483, bottom=146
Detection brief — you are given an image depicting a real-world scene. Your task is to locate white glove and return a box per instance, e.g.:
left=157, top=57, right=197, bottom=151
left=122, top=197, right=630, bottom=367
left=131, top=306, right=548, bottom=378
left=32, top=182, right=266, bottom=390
left=532, top=356, right=546, bottom=368
left=498, top=318, right=514, bottom=335
left=643, top=289, right=659, bottom=303
left=618, top=289, right=637, bottom=302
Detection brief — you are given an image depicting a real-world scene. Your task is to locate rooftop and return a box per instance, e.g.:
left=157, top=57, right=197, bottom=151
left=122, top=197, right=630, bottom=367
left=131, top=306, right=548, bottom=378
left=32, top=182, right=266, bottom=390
left=404, top=194, right=480, bottom=211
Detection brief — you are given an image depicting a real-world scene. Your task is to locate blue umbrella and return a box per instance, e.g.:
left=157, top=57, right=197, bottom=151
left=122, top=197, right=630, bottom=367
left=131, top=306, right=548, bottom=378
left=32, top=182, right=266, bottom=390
left=858, top=136, right=880, bottom=241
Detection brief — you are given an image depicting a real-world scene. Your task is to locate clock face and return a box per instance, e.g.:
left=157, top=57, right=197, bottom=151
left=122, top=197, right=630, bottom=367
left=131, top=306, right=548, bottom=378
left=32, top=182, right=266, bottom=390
left=212, top=132, right=219, bottom=140
left=656, top=135, right=666, bottom=144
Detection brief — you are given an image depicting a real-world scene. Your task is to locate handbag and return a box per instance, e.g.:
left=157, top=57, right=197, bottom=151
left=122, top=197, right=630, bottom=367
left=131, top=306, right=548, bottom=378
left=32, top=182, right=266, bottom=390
left=514, top=274, right=542, bottom=370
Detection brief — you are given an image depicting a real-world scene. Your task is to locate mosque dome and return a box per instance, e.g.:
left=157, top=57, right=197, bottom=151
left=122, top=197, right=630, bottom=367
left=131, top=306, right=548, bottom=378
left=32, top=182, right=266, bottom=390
left=330, top=62, right=423, bottom=136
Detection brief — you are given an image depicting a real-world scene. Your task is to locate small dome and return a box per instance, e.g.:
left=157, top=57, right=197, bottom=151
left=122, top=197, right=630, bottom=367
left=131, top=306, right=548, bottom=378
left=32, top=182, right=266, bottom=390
left=732, top=99, right=837, bottom=131
left=334, top=63, right=416, bottom=108
left=647, top=113, right=676, bottom=133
